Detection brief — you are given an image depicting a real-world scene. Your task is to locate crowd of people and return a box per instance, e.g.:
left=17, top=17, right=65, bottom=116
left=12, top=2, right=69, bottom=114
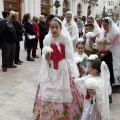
left=0, top=10, right=120, bottom=120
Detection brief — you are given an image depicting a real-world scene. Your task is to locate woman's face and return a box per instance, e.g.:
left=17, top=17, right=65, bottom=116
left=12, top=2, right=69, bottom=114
left=102, top=22, right=109, bottom=31
left=66, top=14, right=72, bottom=23
left=40, top=17, right=44, bottom=22
left=87, top=19, right=94, bottom=24
left=50, top=21, right=61, bottom=38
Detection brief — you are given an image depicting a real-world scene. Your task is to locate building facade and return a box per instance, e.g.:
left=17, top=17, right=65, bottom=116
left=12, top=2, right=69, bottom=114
left=96, top=0, right=120, bottom=19
left=0, top=0, right=99, bottom=20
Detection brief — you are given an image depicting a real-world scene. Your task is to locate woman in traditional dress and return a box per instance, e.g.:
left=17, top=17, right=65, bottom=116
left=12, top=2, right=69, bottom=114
left=33, top=18, right=83, bottom=120
left=63, top=11, right=79, bottom=52
left=102, top=17, right=120, bottom=86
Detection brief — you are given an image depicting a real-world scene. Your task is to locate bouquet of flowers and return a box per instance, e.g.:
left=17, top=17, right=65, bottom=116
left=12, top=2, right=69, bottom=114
left=85, top=78, right=99, bottom=104
left=74, top=57, right=83, bottom=68
left=92, top=37, right=99, bottom=50
left=42, top=46, right=53, bottom=68
left=78, top=38, right=84, bottom=42
left=42, top=46, right=53, bottom=54
left=88, top=54, right=98, bottom=61
left=86, top=32, right=95, bottom=45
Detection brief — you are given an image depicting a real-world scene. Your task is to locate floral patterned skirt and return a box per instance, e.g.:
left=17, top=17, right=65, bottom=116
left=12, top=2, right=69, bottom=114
left=33, top=79, right=83, bottom=120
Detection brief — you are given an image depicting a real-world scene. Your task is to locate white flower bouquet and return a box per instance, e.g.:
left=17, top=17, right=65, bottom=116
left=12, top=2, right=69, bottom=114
left=86, top=32, right=95, bottom=45
left=85, top=78, right=99, bottom=90
left=74, top=57, right=83, bottom=64
left=78, top=38, right=84, bottom=42
left=42, top=46, right=53, bottom=54
left=85, top=78, right=99, bottom=104
left=86, top=32, right=95, bottom=38
left=88, top=54, right=98, bottom=60
left=74, top=57, right=83, bottom=68
left=42, top=46, right=53, bottom=68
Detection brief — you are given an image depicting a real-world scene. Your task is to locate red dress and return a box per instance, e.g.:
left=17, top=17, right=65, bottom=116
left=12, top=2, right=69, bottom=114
left=32, top=23, right=40, bottom=39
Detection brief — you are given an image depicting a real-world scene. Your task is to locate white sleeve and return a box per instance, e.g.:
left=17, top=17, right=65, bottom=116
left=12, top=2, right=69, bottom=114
left=74, top=75, right=91, bottom=96
left=71, top=23, right=79, bottom=42
left=43, top=35, right=50, bottom=47
left=64, top=36, right=79, bottom=78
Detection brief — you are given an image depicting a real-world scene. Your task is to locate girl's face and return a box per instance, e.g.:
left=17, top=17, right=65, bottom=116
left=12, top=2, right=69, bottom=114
left=88, top=62, right=97, bottom=75
left=50, top=21, right=61, bottom=38
left=66, top=14, right=72, bottom=23
left=76, top=44, right=84, bottom=55
left=88, top=62, right=98, bottom=76
left=102, top=22, right=109, bottom=31
left=87, top=19, right=94, bottom=24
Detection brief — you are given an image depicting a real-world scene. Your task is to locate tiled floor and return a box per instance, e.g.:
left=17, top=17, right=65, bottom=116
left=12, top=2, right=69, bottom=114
left=0, top=41, right=120, bottom=120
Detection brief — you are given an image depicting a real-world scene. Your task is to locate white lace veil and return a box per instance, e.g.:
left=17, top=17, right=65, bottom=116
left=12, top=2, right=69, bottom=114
left=63, top=11, right=79, bottom=52
left=44, top=17, right=71, bottom=46
left=43, top=17, right=79, bottom=77
left=63, top=11, right=78, bottom=32
left=96, top=61, right=110, bottom=120
left=101, top=17, right=120, bottom=41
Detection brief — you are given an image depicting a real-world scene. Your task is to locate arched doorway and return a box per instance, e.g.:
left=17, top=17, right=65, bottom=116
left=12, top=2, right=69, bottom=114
left=63, top=0, right=69, bottom=16
left=87, top=5, right=91, bottom=17
left=4, top=0, right=21, bottom=20
left=41, top=0, right=50, bottom=17
left=77, top=4, right=82, bottom=16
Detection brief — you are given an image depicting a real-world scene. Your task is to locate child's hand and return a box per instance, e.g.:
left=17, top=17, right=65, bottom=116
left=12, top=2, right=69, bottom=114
left=78, top=67, right=85, bottom=77
left=80, top=70, right=85, bottom=77
left=78, top=67, right=82, bottom=73
left=88, top=89, right=96, bottom=96
left=45, top=52, right=50, bottom=61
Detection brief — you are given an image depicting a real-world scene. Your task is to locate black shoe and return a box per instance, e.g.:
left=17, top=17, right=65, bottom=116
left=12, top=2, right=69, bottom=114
left=14, top=61, right=22, bottom=65
left=26, top=57, right=34, bottom=61
left=18, top=60, right=24, bottom=63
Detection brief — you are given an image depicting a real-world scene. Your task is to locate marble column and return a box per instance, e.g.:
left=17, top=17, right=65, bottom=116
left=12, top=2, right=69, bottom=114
left=34, top=0, right=40, bottom=17
left=21, top=1, right=25, bottom=21
left=28, top=0, right=34, bottom=17
left=0, top=0, right=4, bottom=18
left=59, top=0, right=64, bottom=16
left=24, top=0, right=29, bottom=13
left=74, top=0, right=78, bottom=16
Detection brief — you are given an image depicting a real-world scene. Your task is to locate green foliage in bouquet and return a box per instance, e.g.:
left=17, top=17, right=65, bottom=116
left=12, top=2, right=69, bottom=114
left=77, top=58, right=89, bottom=68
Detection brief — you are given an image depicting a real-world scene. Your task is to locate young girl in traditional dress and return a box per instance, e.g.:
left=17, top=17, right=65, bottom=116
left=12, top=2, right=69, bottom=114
left=63, top=11, right=79, bottom=52
left=33, top=18, right=83, bottom=120
left=74, top=40, right=88, bottom=77
left=102, top=17, right=120, bottom=88
left=74, top=59, right=110, bottom=120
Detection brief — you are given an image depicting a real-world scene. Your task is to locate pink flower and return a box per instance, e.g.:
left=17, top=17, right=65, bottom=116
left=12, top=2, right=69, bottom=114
left=64, top=115, right=71, bottom=120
